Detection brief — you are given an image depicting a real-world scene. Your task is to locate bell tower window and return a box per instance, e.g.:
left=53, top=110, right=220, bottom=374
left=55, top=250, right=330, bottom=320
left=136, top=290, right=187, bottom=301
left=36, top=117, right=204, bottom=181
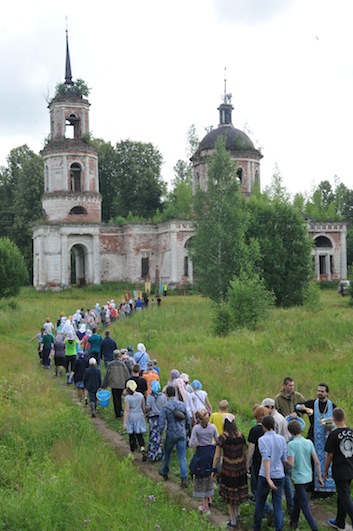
left=65, top=113, right=80, bottom=139
left=70, top=163, right=82, bottom=192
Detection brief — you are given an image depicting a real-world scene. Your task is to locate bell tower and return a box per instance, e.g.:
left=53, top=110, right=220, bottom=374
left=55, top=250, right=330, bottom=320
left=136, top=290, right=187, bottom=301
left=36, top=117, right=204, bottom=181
left=41, top=30, right=101, bottom=223
left=33, top=31, right=101, bottom=290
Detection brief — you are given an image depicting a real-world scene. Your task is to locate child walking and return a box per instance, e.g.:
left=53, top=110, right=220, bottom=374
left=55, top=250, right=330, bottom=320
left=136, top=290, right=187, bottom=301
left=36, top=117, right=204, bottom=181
left=287, top=420, right=323, bottom=530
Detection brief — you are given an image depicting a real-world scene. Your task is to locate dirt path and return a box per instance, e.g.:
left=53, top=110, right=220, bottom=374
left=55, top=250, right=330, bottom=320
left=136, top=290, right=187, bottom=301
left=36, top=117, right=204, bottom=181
left=62, top=379, right=339, bottom=530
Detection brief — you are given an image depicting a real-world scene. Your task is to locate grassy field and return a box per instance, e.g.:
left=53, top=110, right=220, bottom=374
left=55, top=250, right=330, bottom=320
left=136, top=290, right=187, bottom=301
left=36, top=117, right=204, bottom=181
left=0, top=285, right=351, bottom=529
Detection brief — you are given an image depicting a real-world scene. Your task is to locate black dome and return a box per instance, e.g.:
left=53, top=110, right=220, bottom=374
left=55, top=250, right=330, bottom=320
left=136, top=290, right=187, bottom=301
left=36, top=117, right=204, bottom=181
left=198, top=125, right=255, bottom=153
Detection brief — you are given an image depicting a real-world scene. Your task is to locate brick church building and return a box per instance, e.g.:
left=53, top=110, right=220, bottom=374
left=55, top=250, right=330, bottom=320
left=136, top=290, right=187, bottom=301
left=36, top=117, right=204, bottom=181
left=33, top=35, right=346, bottom=289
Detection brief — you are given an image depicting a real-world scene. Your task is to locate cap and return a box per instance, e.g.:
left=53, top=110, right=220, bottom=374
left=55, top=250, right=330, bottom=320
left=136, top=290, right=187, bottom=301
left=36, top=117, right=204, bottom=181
left=261, top=398, right=275, bottom=407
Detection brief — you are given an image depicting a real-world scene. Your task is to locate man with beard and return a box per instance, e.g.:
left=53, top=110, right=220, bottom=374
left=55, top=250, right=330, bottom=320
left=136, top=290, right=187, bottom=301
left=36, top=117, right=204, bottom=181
left=296, top=383, right=337, bottom=494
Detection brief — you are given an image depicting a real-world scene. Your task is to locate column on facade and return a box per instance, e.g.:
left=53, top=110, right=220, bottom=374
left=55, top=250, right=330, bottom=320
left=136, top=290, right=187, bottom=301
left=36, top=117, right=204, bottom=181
left=340, top=226, right=347, bottom=279
left=170, top=230, right=178, bottom=283
left=326, top=254, right=331, bottom=281
left=92, top=234, right=101, bottom=285
left=314, top=253, right=320, bottom=281
left=60, top=233, right=69, bottom=287
left=64, top=155, right=68, bottom=191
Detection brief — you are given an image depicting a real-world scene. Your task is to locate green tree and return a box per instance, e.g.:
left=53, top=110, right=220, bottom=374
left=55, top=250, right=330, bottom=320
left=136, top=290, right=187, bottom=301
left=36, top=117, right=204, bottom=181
left=226, top=272, right=275, bottom=330
left=263, top=163, right=290, bottom=203
left=0, top=237, right=28, bottom=298
left=190, top=137, right=252, bottom=302
left=0, top=145, right=43, bottom=276
left=94, top=139, right=119, bottom=221
left=305, top=180, right=339, bottom=220
left=247, top=194, right=312, bottom=307
left=100, top=140, right=165, bottom=220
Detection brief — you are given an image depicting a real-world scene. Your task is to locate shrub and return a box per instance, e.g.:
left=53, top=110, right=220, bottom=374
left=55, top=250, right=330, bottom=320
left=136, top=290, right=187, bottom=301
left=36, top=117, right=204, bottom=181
left=213, top=302, right=232, bottom=336
left=226, top=273, right=275, bottom=331
left=0, top=237, right=28, bottom=298
left=304, top=282, right=321, bottom=312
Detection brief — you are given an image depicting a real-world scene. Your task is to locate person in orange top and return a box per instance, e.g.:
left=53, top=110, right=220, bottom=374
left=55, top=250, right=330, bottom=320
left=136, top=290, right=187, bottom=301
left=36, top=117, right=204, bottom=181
left=142, top=361, right=160, bottom=394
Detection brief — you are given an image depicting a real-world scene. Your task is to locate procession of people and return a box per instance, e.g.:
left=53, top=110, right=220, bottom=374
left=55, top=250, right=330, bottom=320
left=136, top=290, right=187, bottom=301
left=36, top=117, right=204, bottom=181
left=31, top=303, right=353, bottom=531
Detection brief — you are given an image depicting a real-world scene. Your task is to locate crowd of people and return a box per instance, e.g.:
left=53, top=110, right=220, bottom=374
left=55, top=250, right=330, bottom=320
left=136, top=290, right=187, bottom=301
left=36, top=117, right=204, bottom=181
left=31, top=306, right=353, bottom=531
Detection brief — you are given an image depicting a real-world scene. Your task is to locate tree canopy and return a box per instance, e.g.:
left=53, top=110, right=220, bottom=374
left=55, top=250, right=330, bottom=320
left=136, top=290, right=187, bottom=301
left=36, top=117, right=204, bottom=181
left=96, top=139, right=166, bottom=221
left=190, top=137, right=253, bottom=302
left=0, top=237, right=28, bottom=298
left=0, top=145, right=43, bottom=277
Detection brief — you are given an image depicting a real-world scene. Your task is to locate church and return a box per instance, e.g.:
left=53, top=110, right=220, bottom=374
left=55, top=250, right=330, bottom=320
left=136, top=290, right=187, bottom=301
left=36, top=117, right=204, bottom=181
left=33, top=36, right=347, bottom=290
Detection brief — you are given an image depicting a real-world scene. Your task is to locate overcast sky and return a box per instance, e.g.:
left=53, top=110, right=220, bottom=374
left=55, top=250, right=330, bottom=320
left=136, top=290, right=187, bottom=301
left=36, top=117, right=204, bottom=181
left=1, top=0, right=353, bottom=197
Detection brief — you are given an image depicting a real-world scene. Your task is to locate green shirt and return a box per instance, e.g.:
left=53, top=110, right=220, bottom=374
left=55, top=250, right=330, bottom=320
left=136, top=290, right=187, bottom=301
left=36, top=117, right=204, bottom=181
left=288, top=436, right=314, bottom=484
left=64, top=338, right=78, bottom=356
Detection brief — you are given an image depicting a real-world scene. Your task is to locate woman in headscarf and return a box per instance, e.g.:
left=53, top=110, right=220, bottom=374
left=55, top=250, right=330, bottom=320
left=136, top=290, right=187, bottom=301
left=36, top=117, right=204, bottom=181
left=212, top=414, right=248, bottom=530
left=53, top=333, right=66, bottom=377
left=133, top=343, right=150, bottom=372
left=124, top=380, right=147, bottom=461
left=189, top=408, right=218, bottom=513
left=191, top=380, right=212, bottom=418
left=145, top=381, right=167, bottom=461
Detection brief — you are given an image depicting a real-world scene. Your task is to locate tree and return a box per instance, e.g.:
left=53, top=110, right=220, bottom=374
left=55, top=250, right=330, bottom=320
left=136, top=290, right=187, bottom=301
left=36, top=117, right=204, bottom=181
left=226, top=272, right=275, bottom=330
left=305, top=180, right=338, bottom=221
left=247, top=194, right=312, bottom=307
left=0, top=145, right=43, bottom=276
left=94, top=139, right=119, bottom=221
left=97, top=139, right=165, bottom=221
left=0, top=238, right=28, bottom=298
left=263, top=163, right=290, bottom=203
left=190, top=136, right=253, bottom=302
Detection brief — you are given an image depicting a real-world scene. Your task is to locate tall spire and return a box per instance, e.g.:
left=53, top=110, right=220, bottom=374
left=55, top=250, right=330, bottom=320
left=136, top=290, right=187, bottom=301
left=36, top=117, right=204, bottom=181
left=218, top=67, right=233, bottom=126
left=64, top=27, right=73, bottom=87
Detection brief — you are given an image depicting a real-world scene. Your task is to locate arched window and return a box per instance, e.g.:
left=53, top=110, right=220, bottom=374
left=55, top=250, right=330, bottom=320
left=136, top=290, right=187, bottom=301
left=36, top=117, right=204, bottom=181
left=65, top=113, right=80, bottom=139
left=70, top=163, right=82, bottom=192
left=236, top=167, right=243, bottom=183
left=315, top=236, right=332, bottom=248
left=69, top=206, right=87, bottom=215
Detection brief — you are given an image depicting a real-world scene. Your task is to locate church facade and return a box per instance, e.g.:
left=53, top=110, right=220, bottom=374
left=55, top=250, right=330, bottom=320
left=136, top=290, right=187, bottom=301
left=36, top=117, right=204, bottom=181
left=33, top=37, right=347, bottom=290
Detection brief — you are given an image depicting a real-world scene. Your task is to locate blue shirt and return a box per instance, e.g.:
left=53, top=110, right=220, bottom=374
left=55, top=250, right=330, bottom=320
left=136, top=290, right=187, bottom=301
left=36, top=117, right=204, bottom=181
left=258, top=430, right=287, bottom=479
left=159, top=397, right=190, bottom=439
left=133, top=350, right=150, bottom=371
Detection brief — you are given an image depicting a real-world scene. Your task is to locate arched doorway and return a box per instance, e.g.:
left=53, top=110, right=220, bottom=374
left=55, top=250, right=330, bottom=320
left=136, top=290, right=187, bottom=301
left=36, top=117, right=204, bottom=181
left=70, top=244, right=87, bottom=287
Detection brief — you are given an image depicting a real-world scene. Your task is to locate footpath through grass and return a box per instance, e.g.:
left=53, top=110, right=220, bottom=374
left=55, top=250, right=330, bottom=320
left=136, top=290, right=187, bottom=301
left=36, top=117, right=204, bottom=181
left=0, top=285, right=351, bottom=529
left=0, top=287, right=216, bottom=531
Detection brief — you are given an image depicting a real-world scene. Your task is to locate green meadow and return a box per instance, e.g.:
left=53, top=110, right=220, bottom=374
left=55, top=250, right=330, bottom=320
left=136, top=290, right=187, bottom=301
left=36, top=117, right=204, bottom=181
left=0, top=285, right=351, bottom=530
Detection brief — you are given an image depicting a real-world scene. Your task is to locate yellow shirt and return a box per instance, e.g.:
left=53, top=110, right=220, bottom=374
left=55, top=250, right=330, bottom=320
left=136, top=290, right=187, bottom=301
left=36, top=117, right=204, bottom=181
left=209, top=411, right=226, bottom=435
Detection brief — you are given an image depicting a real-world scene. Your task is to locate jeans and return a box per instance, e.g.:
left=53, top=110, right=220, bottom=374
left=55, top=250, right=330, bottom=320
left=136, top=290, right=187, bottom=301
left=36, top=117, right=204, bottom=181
left=291, top=483, right=318, bottom=530
left=111, top=388, right=124, bottom=417
left=160, top=435, right=187, bottom=480
left=253, top=476, right=285, bottom=531
left=335, top=479, right=353, bottom=528
left=251, top=468, right=273, bottom=515
left=284, top=465, right=294, bottom=514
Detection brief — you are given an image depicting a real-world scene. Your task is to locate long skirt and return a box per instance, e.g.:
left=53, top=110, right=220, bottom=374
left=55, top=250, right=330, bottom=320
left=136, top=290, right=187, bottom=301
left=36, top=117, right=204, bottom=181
left=148, top=416, right=163, bottom=461
left=194, top=475, right=215, bottom=498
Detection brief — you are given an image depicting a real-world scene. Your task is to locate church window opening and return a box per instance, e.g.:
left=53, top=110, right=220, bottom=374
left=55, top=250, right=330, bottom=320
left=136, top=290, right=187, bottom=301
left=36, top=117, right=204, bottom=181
left=315, top=236, right=332, bottom=248
left=141, top=257, right=149, bottom=278
left=70, top=163, right=82, bottom=192
left=184, top=256, right=189, bottom=277
left=70, top=206, right=87, bottom=215
left=236, top=167, right=243, bottom=184
left=65, top=113, right=80, bottom=139
left=319, top=255, right=326, bottom=275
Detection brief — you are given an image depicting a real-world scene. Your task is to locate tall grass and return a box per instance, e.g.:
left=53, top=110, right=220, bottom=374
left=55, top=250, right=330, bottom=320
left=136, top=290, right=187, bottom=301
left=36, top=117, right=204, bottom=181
left=0, top=289, right=217, bottom=531
left=1, top=286, right=351, bottom=529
